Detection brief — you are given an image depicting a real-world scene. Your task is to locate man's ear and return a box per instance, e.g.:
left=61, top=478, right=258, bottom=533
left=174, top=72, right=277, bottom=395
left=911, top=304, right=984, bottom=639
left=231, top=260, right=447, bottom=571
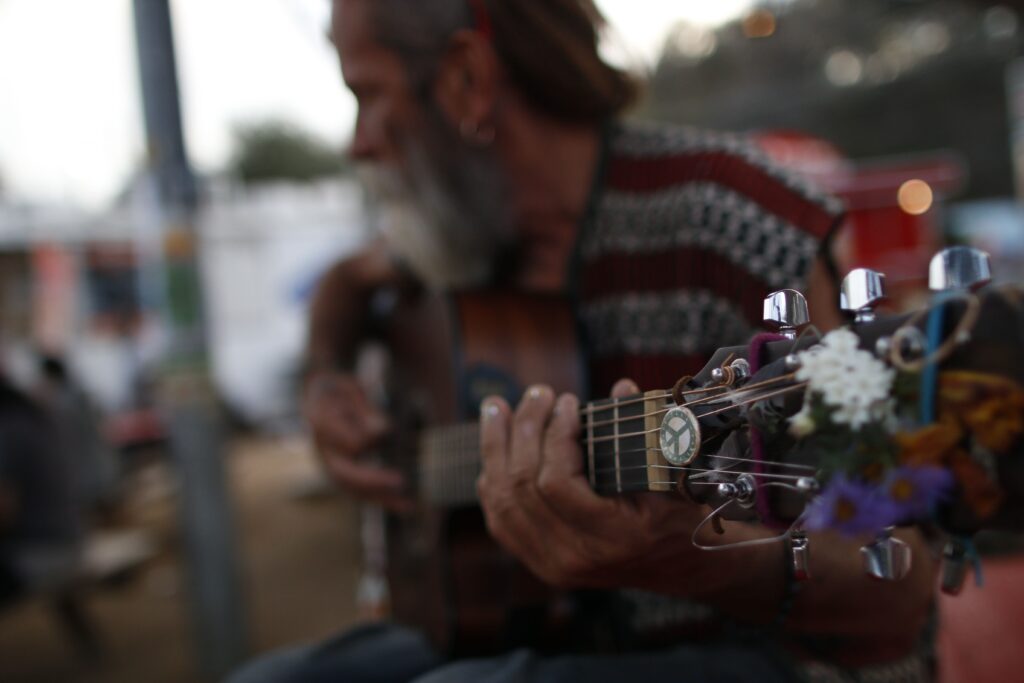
left=433, top=29, right=500, bottom=137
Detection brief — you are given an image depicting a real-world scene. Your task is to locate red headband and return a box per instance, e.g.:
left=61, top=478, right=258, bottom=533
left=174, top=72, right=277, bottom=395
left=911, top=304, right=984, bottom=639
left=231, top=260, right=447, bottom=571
left=467, top=0, right=493, bottom=41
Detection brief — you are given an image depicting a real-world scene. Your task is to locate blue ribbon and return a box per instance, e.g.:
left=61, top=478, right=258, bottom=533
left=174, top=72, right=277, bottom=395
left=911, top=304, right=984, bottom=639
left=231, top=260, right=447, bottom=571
left=919, top=292, right=950, bottom=425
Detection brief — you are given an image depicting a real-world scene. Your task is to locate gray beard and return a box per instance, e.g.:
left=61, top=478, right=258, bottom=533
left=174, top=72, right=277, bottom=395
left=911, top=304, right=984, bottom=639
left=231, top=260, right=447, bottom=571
left=359, top=116, right=514, bottom=291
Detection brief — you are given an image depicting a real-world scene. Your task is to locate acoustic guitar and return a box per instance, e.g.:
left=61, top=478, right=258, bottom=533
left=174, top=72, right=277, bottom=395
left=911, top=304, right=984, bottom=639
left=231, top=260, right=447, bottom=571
left=367, top=249, right=1024, bottom=654
left=374, top=287, right=592, bottom=656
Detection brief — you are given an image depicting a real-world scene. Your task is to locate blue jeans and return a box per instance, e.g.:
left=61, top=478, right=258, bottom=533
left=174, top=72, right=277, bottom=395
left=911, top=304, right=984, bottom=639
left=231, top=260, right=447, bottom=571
left=225, top=622, right=797, bottom=683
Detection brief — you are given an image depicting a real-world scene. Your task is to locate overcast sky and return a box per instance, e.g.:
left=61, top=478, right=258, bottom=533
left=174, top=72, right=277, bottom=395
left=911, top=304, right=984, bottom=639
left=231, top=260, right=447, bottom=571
left=0, top=0, right=755, bottom=208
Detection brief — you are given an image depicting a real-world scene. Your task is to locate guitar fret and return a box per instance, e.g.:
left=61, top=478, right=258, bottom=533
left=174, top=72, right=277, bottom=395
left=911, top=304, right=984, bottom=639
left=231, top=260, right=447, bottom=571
left=644, top=391, right=672, bottom=492
left=613, top=399, right=622, bottom=493
left=587, top=405, right=596, bottom=488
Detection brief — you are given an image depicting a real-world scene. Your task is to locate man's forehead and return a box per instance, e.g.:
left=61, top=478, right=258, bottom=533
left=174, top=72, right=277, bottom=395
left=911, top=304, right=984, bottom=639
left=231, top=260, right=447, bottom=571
left=332, top=0, right=401, bottom=70
left=330, top=0, right=374, bottom=47
left=332, top=1, right=404, bottom=84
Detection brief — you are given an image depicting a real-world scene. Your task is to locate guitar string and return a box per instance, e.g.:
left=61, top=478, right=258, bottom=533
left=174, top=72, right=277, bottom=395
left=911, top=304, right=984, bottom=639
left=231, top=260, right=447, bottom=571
left=423, top=375, right=804, bottom=450
left=559, top=382, right=808, bottom=445
left=423, top=458, right=813, bottom=485
left=590, top=479, right=807, bottom=499
left=695, top=383, right=807, bottom=419
left=424, top=354, right=822, bottom=512
left=590, top=465, right=810, bottom=482
left=690, top=451, right=815, bottom=472
left=417, top=449, right=816, bottom=475
left=418, top=382, right=813, bottom=492
left=434, top=467, right=808, bottom=500
left=426, top=468, right=806, bottom=505
left=546, top=453, right=748, bottom=494
left=581, top=376, right=803, bottom=432
left=690, top=493, right=809, bottom=553
left=416, top=337, right=822, bottom=501
left=578, top=372, right=800, bottom=423
left=419, top=415, right=814, bottom=472
left=577, top=383, right=721, bottom=416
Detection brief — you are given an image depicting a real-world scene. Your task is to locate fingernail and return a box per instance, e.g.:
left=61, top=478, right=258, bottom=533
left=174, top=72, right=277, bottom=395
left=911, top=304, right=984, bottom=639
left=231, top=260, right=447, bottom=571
left=553, top=394, right=576, bottom=417
left=482, top=401, right=501, bottom=419
left=527, top=385, right=551, bottom=401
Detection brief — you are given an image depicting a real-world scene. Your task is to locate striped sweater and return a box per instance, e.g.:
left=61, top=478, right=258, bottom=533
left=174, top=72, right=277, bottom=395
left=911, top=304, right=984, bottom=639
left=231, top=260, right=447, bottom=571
left=573, top=121, right=844, bottom=397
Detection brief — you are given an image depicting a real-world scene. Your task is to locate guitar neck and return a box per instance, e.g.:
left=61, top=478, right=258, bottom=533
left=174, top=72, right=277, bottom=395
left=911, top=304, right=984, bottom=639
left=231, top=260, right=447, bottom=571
left=418, top=423, right=483, bottom=506
left=417, top=391, right=676, bottom=506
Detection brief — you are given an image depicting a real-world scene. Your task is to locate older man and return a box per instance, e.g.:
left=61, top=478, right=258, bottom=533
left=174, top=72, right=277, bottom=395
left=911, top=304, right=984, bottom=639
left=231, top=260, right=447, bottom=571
left=230, top=2, right=937, bottom=681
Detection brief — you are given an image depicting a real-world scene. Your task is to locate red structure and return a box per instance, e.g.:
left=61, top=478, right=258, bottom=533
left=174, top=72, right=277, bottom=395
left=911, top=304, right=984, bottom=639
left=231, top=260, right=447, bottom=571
left=756, top=131, right=965, bottom=307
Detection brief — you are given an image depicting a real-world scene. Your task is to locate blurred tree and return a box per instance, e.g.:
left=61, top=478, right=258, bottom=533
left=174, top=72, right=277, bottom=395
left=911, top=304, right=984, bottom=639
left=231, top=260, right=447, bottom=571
left=229, top=121, right=349, bottom=183
left=639, top=0, right=1022, bottom=199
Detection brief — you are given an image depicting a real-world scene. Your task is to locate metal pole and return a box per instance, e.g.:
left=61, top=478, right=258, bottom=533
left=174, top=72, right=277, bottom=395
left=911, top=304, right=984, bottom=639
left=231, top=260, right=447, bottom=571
left=131, top=1, right=248, bottom=677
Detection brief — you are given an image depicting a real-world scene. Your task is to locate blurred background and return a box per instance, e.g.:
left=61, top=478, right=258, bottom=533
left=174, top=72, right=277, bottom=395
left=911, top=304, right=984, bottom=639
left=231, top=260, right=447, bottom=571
left=1, top=1, right=1023, bottom=681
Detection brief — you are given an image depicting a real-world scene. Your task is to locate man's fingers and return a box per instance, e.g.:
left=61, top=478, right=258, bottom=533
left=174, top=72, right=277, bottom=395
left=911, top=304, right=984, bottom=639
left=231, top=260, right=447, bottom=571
left=537, top=392, right=614, bottom=526
left=540, top=393, right=583, bottom=478
left=478, top=396, right=511, bottom=480
left=611, top=378, right=640, bottom=399
left=536, top=378, right=634, bottom=511
left=324, top=454, right=405, bottom=496
left=508, top=385, right=555, bottom=485
left=303, top=371, right=404, bottom=511
left=307, top=377, right=391, bottom=457
left=478, top=390, right=571, bottom=569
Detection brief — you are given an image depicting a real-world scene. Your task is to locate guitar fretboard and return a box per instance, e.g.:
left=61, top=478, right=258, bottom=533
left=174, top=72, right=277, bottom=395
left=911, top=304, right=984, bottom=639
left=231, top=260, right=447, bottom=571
left=417, top=391, right=674, bottom=506
left=419, top=423, right=482, bottom=506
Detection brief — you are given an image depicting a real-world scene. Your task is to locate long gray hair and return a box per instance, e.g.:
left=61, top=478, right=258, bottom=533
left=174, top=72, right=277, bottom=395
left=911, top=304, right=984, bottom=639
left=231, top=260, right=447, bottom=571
left=369, top=0, right=638, bottom=123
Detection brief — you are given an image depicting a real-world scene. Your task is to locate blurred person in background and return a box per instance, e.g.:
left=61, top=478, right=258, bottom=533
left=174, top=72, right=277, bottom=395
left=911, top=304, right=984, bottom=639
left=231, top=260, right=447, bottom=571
left=229, top=1, right=938, bottom=682
left=34, top=353, right=120, bottom=519
left=0, top=352, right=83, bottom=606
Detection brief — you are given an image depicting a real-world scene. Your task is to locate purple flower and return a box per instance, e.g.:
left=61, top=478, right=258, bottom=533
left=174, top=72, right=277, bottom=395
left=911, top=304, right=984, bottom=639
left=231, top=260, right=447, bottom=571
left=880, top=466, right=954, bottom=525
left=803, top=476, right=894, bottom=537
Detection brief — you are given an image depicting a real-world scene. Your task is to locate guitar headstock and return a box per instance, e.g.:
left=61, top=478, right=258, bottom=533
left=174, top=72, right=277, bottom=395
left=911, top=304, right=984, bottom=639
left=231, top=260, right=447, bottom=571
left=655, top=247, right=1024, bottom=593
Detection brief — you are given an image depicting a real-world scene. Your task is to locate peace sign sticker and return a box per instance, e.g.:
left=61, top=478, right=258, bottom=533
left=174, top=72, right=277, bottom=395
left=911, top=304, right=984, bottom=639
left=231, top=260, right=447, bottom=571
left=659, top=406, right=701, bottom=466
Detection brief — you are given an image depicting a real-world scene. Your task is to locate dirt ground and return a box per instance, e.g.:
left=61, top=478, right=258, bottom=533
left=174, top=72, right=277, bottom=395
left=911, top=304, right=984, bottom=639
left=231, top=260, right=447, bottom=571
left=4, top=433, right=1024, bottom=683
left=0, top=434, right=363, bottom=683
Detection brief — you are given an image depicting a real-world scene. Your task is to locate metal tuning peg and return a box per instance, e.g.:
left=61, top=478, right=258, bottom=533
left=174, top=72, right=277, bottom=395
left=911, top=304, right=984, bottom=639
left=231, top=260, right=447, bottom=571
left=860, top=528, right=912, bottom=581
left=940, top=538, right=971, bottom=596
left=763, top=289, right=810, bottom=339
left=710, top=358, right=751, bottom=386
left=789, top=530, right=811, bottom=581
left=840, top=268, right=887, bottom=323
left=928, top=246, right=992, bottom=292
left=716, top=473, right=757, bottom=509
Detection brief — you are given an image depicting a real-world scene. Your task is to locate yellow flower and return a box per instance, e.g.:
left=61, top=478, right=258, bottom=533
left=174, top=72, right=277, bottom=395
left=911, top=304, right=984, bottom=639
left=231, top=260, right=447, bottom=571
left=961, top=395, right=1024, bottom=453
left=895, top=415, right=964, bottom=467
left=939, top=372, right=1024, bottom=453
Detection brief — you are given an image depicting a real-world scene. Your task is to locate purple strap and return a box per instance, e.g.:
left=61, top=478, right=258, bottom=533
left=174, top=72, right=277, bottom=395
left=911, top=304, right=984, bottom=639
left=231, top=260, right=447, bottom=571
left=747, top=332, right=788, bottom=529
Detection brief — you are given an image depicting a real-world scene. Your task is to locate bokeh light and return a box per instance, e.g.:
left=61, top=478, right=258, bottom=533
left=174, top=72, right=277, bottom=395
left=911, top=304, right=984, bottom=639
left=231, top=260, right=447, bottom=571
left=898, top=179, right=934, bottom=215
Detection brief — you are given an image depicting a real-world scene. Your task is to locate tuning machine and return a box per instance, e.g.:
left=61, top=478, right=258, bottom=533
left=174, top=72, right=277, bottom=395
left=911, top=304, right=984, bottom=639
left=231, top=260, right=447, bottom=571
left=715, top=473, right=758, bottom=509
left=710, top=358, right=751, bottom=386
left=940, top=538, right=972, bottom=595
left=860, top=528, right=912, bottom=581
left=929, top=246, right=992, bottom=292
left=763, top=289, right=810, bottom=339
left=840, top=268, right=887, bottom=324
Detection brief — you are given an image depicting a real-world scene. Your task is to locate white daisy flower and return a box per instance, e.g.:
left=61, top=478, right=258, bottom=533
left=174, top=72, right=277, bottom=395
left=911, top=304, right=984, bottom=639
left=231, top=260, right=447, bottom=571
left=793, top=328, right=895, bottom=430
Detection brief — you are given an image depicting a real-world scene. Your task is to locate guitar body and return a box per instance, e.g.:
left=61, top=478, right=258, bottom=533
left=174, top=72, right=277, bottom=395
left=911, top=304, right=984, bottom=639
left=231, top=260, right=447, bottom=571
left=380, top=288, right=587, bottom=656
